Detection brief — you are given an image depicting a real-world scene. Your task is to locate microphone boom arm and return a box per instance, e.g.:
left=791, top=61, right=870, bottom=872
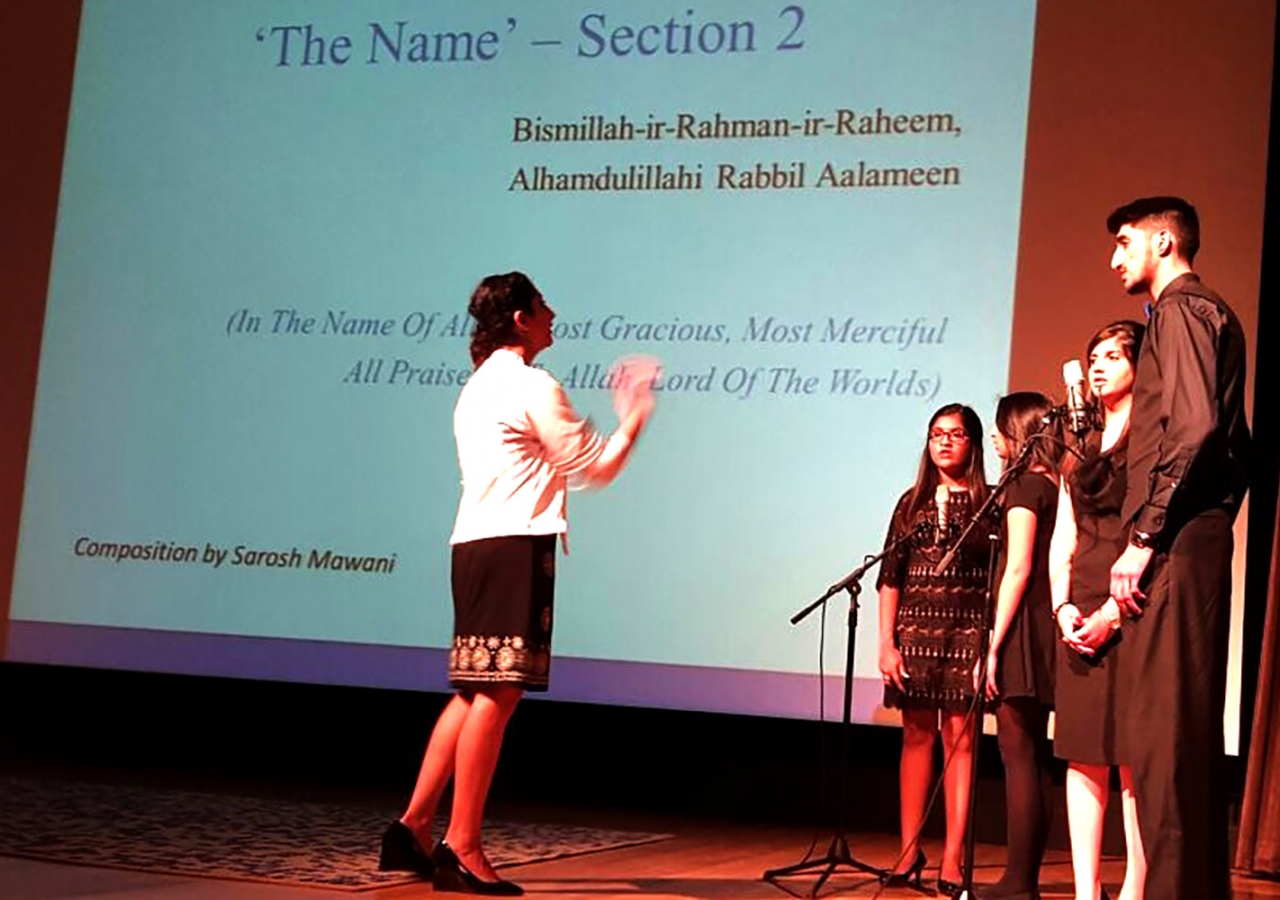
left=791, top=517, right=930, bottom=626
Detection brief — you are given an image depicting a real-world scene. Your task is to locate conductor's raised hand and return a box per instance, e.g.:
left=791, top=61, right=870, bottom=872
left=609, top=354, right=661, bottom=424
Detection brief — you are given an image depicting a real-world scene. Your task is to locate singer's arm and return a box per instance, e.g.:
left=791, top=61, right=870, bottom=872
left=1112, top=298, right=1220, bottom=608
left=878, top=585, right=908, bottom=691
left=1049, top=482, right=1082, bottom=635
left=876, top=494, right=912, bottom=691
left=984, top=505, right=1036, bottom=698
left=1133, top=299, right=1221, bottom=537
left=534, top=379, right=653, bottom=489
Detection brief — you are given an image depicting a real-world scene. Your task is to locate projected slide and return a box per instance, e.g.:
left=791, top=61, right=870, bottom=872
left=11, top=0, right=1037, bottom=718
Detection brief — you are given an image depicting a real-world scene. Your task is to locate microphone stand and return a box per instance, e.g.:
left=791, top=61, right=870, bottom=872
left=1039, top=402, right=1096, bottom=465
left=763, top=518, right=930, bottom=897
left=933, top=430, right=1051, bottom=900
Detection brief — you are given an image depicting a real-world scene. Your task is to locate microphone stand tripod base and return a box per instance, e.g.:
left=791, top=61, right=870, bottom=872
left=763, top=834, right=887, bottom=898
left=766, top=559, right=925, bottom=898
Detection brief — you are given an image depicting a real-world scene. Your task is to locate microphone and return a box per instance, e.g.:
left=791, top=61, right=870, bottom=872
left=1062, top=359, right=1095, bottom=437
left=935, top=484, right=950, bottom=546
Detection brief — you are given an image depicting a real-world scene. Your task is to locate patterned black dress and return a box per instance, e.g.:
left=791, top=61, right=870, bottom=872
left=878, top=487, right=996, bottom=712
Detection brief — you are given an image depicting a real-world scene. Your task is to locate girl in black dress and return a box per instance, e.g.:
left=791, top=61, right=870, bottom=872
left=1049, top=321, right=1146, bottom=900
left=878, top=403, right=992, bottom=892
left=982, top=392, right=1062, bottom=900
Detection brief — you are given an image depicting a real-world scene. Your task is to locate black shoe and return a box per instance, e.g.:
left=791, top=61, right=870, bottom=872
left=431, top=840, right=523, bottom=896
left=880, top=849, right=926, bottom=889
left=378, top=819, right=435, bottom=877
left=937, top=875, right=964, bottom=897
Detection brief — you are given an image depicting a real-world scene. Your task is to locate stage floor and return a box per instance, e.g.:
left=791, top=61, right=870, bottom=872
left=3, top=799, right=1278, bottom=900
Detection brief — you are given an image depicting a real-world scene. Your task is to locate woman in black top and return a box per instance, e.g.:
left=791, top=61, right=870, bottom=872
left=1050, top=321, right=1146, bottom=900
left=982, top=392, right=1061, bottom=900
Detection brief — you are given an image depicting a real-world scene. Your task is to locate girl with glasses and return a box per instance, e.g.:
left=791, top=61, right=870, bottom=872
left=878, top=403, right=992, bottom=894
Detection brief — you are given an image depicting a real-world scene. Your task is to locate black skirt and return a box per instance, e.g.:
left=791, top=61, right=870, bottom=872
left=449, top=534, right=557, bottom=692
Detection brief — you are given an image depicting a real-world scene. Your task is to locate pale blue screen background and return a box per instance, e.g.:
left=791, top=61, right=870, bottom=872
left=10, top=0, right=1036, bottom=722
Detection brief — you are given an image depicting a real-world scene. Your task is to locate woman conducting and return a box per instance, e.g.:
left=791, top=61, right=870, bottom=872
left=380, top=272, right=655, bottom=895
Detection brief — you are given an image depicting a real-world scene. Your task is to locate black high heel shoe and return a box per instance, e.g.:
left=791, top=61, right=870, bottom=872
left=431, top=839, right=523, bottom=896
left=378, top=820, right=435, bottom=877
left=880, top=849, right=927, bottom=889
left=937, top=874, right=964, bottom=897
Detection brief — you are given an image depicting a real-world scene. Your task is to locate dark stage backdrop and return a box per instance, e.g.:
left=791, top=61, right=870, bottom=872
left=2, top=1, right=1276, bottom=756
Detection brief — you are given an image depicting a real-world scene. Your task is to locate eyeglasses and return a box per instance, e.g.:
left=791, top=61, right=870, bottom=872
left=929, top=429, right=969, bottom=444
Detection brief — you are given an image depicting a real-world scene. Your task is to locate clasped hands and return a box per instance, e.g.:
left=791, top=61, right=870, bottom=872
left=1059, top=541, right=1154, bottom=656
left=1056, top=602, right=1118, bottom=656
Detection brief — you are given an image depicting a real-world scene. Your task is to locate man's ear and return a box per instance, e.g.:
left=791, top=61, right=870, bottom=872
left=1154, top=228, right=1174, bottom=258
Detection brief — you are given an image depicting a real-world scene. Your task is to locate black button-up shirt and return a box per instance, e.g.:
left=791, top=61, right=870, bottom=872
left=1122, top=273, right=1252, bottom=542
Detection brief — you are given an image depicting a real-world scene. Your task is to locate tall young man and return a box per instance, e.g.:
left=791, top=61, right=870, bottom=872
left=1105, top=197, right=1251, bottom=899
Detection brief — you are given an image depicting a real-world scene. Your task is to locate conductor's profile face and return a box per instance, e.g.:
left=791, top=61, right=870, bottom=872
left=518, top=295, right=556, bottom=358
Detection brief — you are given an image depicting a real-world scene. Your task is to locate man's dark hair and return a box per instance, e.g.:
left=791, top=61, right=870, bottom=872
left=1106, top=196, right=1200, bottom=262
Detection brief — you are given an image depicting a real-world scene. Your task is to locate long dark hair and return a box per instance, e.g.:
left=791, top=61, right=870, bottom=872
left=1085, top=319, right=1145, bottom=372
left=905, top=403, right=989, bottom=521
left=467, top=271, right=541, bottom=366
left=995, top=391, right=1062, bottom=474
left=1060, top=320, right=1145, bottom=477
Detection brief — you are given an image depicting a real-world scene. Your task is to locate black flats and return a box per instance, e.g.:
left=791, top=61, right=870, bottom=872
left=378, top=819, right=435, bottom=877
left=432, top=839, right=523, bottom=896
left=881, top=849, right=927, bottom=890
